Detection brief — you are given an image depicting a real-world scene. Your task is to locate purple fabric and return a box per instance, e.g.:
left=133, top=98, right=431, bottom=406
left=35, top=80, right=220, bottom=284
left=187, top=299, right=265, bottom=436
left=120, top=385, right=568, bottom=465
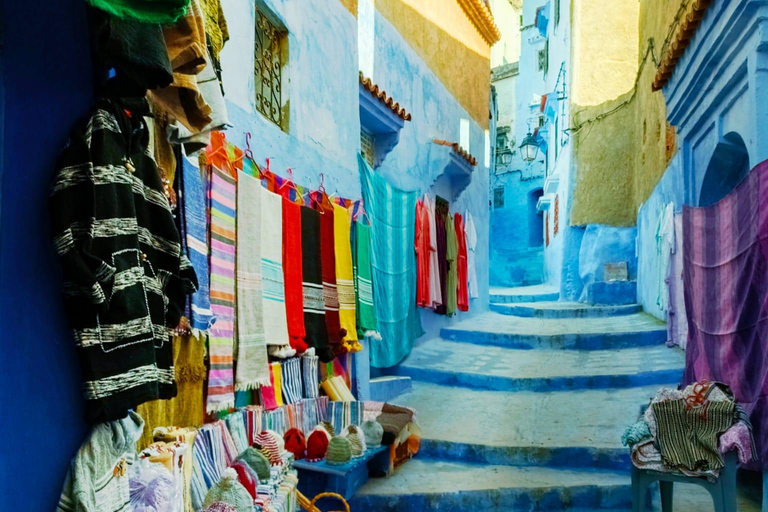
left=719, top=422, right=755, bottom=465
left=682, top=159, right=768, bottom=469
left=667, top=212, right=688, bottom=349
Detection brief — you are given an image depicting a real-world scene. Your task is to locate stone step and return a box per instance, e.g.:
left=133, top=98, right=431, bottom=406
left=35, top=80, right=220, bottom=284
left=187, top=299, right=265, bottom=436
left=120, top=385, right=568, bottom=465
left=393, top=339, right=684, bottom=392
left=440, top=312, right=667, bottom=350
left=489, top=284, right=560, bottom=304
left=348, top=459, right=632, bottom=511
left=369, top=375, right=412, bottom=402
left=490, top=301, right=643, bottom=319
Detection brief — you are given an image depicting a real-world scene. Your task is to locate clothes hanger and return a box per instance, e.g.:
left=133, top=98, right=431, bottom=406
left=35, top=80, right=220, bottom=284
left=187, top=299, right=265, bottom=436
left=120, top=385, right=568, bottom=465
left=279, top=168, right=304, bottom=205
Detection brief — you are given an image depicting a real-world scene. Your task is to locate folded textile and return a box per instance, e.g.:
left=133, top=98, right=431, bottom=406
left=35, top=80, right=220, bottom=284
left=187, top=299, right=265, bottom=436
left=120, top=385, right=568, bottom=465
left=302, top=355, right=319, bottom=399
left=720, top=421, right=756, bottom=465
left=621, top=421, right=651, bottom=447
left=281, top=358, right=304, bottom=405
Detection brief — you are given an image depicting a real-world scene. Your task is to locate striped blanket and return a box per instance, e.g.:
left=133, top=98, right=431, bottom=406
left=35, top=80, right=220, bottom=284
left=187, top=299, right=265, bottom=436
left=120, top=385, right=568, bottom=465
left=261, top=188, right=290, bottom=346
left=328, top=401, right=364, bottom=435
left=206, top=164, right=237, bottom=412
left=281, top=357, right=303, bottom=405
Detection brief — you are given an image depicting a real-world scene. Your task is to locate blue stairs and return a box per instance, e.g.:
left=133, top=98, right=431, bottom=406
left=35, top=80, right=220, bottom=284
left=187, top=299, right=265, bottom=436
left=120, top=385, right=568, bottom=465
left=348, top=286, right=685, bottom=511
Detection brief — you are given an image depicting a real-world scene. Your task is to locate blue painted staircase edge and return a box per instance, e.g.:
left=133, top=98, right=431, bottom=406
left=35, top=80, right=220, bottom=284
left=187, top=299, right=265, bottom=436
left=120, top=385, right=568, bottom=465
left=391, top=364, right=685, bottom=393
left=440, top=328, right=667, bottom=350
left=490, top=303, right=643, bottom=318
left=490, top=291, right=560, bottom=304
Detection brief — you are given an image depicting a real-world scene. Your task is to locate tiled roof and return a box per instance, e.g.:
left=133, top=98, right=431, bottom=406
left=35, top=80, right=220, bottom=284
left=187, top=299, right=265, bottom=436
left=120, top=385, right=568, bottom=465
left=457, top=0, right=501, bottom=45
left=652, top=0, right=713, bottom=91
left=433, top=139, right=478, bottom=166
left=359, top=73, right=412, bottom=121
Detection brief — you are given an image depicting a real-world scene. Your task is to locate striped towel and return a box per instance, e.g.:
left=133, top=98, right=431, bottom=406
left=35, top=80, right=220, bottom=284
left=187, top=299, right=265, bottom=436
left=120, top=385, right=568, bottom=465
left=262, top=407, right=288, bottom=436
left=271, top=362, right=285, bottom=408
left=261, top=188, right=290, bottom=346
left=217, top=419, right=239, bottom=466
left=235, top=171, right=270, bottom=390
left=302, top=355, right=319, bottom=399
left=333, top=203, right=358, bottom=342
left=300, top=206, right=332, bottom=361
left=281, top=358, right=303, bottom=405
left=225, top=410, right=249, bottom=455
left=328, top=401, right=364, bottom=435
left=181, top=153, right=214, bottom=332
left=206, top=164, right=237, bottom=412
left=320, top=205, right=343, bottom=344
left=190, top=423, right=227, bottom=510
left=354, top=220, right=378, bottom=337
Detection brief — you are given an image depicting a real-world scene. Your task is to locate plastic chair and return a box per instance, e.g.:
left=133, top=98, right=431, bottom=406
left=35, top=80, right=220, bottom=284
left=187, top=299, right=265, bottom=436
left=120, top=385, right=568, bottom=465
left=631, top=451, right=738, bottom=512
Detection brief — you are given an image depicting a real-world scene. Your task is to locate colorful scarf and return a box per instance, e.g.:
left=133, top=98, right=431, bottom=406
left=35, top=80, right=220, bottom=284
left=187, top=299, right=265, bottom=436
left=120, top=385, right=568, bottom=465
left=353, top=220, right=378, bottom=337
left=319, top=202, right=343, bottom=345
left=235, top=170, right=269, bottom=390
left=333, top=203, right=358, bottom=343
left=282, top=199, right=307, bottom=347
left=280, top=358, right=303, bottom=405
left=206, top=163, right=236, bottom=412
left=261, top=188, right=290, bottom=346
left=300, top=207, right=332, bottom=361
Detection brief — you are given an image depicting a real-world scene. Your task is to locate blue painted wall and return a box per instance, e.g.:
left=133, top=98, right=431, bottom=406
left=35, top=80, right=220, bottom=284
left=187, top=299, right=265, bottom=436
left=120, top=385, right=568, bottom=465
left=0, top=0, right=92, bottom=507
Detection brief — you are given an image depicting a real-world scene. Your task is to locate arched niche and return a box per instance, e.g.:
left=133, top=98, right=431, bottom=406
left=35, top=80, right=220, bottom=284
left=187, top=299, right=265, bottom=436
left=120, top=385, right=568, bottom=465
left=698, top=132, right=750, bottom=206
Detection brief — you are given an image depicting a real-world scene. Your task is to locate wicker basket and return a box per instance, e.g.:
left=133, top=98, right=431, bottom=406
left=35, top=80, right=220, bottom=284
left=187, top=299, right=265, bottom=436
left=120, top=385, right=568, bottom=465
left=298, top=491, right=351, bottom=512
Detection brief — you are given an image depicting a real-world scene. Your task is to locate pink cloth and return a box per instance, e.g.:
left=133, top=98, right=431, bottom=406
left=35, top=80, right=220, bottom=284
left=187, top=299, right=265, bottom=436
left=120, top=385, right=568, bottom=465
left=719, top=422, right=755, bottom=464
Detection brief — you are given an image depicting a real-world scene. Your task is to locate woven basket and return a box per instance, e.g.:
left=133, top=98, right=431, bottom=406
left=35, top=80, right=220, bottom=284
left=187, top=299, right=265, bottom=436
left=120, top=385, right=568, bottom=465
left=298, top=491, right=351, bottom=512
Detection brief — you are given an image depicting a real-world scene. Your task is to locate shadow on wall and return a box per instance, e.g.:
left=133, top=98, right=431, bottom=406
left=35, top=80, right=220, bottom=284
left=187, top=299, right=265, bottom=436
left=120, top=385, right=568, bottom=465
left=698, top=132, right=750, bottom=207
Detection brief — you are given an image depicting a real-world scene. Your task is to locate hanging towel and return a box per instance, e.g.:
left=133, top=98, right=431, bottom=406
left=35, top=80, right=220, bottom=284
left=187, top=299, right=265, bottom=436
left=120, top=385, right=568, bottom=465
left=445, top=213, right=458, bottom=317
left=358, top=154, right=423, bottom=368
left=281, top=358, right=303, bottom=405
left=300, top=207, right=333, bottom=361
left=333, top=203, right=358, bottom=343
left=465, top=211, right=479, bottom=299
left=426, top=196, right=442, bottom=307
left=283, top=199, right=307, bottom=348
left=353, top=220, right=378, bottom=338
left=261, top=188, right=290, bottom=346
left=181, top=153, right=214, bottom=332
left=302, top=355, right=319, bottom=399
left=455, top=212, right=469, bottom=312
left=206, top=163, right=237, bottom=413
left=235, top=171, right=269, bottom=390
left=319, top=202, right=344, bottom=346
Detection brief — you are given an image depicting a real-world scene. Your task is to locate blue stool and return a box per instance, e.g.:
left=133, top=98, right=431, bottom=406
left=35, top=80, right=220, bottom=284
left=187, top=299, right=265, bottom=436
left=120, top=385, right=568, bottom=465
left=631, top=451, right=739, bottom=512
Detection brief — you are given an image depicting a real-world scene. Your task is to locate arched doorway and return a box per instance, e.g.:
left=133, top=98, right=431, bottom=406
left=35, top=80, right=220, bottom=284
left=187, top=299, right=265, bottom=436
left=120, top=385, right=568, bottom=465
left=528, top=188, right=544, bottom=247
left=698, top=132, right=750, bottom=207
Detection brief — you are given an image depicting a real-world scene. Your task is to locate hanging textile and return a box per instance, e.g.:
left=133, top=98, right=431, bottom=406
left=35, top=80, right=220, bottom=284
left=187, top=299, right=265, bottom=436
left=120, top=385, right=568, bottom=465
left=455, top=212, right=469, bottom=312
left=302, top=355, right=320, bottom=399
left=682, top=159, right=768, bottom=468
left=206, top=161, right=237, bottom=413
left=300, top=206, right=333, bottom=362
left=86, top=0, right=190, bottom=23
left=656, top=202, right=675, bottom=312
left=353, top=220, right=378, bottom=338
left=333, top=203, right=359, bottom=348
left=415, top=199, right=431, bottom=307
left=667, top=212, right=688, bottom=349
left=319, top=200, right=344, bottom=348
left=465, top=211, right=479, bottom=299
left=445, top=213, right=458, bottom=316
left=425, top=196, right=442, bottom=308
left=235, top=171, right=269, bottom=390
left=283, top=199, right=308, bottom=351
left=261, top=188, right=290, bottom=346
left=358, top=154, right=423, bottom=367
left=435, top=199, right=449, bottom=315
left=181, top=153, right=214, bottom=332
left=281, top=358, right=303, bottom=405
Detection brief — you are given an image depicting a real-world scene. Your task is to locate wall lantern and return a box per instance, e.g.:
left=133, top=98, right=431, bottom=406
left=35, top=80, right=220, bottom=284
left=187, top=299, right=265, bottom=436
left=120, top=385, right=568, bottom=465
left=519, top=132, right=540, bottom=162
left=497, top=151, right=513, bottom=166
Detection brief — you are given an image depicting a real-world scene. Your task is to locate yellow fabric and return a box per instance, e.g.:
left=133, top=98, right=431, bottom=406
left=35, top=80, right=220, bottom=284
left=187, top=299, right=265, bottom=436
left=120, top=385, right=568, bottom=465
left=200, top=0, right=229, bottom=59
left=272, top=362, right=284, bottom=407
left=333, top=204, right=358, bottom=344
left=321, top=375, right=356, bottom=402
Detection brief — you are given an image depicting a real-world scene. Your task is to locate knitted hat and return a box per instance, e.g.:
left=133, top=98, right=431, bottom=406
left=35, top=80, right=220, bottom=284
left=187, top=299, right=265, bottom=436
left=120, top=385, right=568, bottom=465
left=341, top=425, right=367, bottom=458
left=229, top=461, right=257, bottom=499
left=320, top=421, right=336, bottom=436
left=362, top=420, right=384, bottom=449
left=265, top=429, right=285, bottom=453
left=253, top=432, right=282, bottom=466
left=203, top=503, right=237, bottom=512
left=283, top=428, right=306, bottom=460
left=236, top=447, right=271, bottom=481
left=202, top=468, right=253, bottom=512
left=326, top=436, right=352, bottom=465
left=306, top=430, right=330, bottom=462
left=312, top=422, right=333, bottom=442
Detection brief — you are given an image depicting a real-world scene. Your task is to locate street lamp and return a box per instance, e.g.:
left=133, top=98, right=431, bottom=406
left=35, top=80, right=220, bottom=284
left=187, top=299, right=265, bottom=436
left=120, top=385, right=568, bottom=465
left=519, top=132, right=539, bottom=162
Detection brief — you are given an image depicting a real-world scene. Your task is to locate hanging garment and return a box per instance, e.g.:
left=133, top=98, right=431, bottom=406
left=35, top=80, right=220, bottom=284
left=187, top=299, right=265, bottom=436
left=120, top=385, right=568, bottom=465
left=656, top=202, right=675, bottom=312
left=425, top=196, right=442, bottom=308
left=50, top=96, right=197, bottom=423
left=333, top=203, right=359, bottom=346
left=261, top=188, right=290, bottom=346
left=235, top=171, right=269, bottom=390
left=57, top=411, right=144, bottom=512
left=181, top=152, right=214, bottom=332
left=300, top=207, right=333, bottom=362
left=353, top=220, right=378, bottom=338
left=455, top=213, right=469, bottom=312
left=465, top=211, right=479, bottom=299
left=319, top=201, right=344, bottom=347
left=358, top=154, right=423, bottom=368
left=200, top=0, right=229, bottom=84
left=86, top=0, right=189, bottom=23
left=667, top=212, right=688, bottom=349
left=283, top=199, right=308, bottom=351
left=445, top=213, right=458, bottom=316
left=205, top=162, right=237, bottom=413
left=682, top=159, right=768, bottom=468
left=435, top=207, right=449, bottom=315
left=415, top=199, right=431, bottom=307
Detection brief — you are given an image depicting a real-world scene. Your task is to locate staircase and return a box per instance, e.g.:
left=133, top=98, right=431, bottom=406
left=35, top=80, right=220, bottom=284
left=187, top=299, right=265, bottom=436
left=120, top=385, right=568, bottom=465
left=348, top=286, right=685, bottom=511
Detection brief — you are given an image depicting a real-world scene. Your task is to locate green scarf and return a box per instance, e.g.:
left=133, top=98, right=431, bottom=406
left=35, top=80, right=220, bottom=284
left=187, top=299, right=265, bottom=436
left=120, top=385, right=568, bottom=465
left=353, top=220, right=379, bottom=338
left=87, top=0, right=190, bottom=24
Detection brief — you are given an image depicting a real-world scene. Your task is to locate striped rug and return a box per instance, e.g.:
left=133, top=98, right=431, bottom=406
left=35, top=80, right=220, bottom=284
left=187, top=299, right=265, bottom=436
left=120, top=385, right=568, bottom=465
left=206, top=164, right=236, bottom=412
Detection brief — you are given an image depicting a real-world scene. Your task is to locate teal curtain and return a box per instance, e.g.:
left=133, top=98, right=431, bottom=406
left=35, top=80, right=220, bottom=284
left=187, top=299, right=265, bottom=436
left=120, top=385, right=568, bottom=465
left=358, top=154, right=423, bottom=367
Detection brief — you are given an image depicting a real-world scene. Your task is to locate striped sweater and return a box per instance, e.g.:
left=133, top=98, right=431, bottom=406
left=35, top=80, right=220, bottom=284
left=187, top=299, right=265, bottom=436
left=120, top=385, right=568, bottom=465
left=50, top=96, right=197, bottom=423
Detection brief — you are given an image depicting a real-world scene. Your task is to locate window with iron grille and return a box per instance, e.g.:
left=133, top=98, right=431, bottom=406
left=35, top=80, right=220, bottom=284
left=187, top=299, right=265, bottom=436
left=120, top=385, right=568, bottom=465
left=537, top=41, right=549, bottom=73
left=254, top=9, right=287, bottom=128
left=493, top=187, right=505, bottom=208
left=361, top=129, right=375, bottom=167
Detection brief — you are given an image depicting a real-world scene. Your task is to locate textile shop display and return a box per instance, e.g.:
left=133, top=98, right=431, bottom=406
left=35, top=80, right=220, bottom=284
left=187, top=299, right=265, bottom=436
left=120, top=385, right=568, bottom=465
left=50, top=96, right=198, bottom=423
left=261, top=188, right=291, bottom=350
left=353, top=220, right=379, bottom=338
left=333, top=203, right=359, bottom=350
left=300, top=206, right=333, bottom=362
left=318, top=196, right=344, bottom=348
left=358, top=154, right=423, bottom=368
left=283, top=199, right=308, bottom=352
left=683, top=159, right=768, bottom=467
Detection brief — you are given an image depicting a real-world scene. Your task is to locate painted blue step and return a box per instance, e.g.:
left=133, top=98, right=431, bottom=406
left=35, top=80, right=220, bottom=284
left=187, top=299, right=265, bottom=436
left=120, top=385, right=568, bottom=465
left=392, top=340, right=684, bottom=392
left=348, top=460, right=633, bottom=511
left=490, top=301, right=643, bottom=318
left=586, top=281, right=638, bottom=306
left=369, top=376, right=412, bottom=402
left=440, top=312, right=667, bottom=350
left=489, top=284, right=560, bottom=304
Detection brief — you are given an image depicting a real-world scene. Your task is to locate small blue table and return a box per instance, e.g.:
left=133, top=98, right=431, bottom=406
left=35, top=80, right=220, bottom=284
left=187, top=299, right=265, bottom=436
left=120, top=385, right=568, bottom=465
left=294, top=445, right=390, bottom=500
